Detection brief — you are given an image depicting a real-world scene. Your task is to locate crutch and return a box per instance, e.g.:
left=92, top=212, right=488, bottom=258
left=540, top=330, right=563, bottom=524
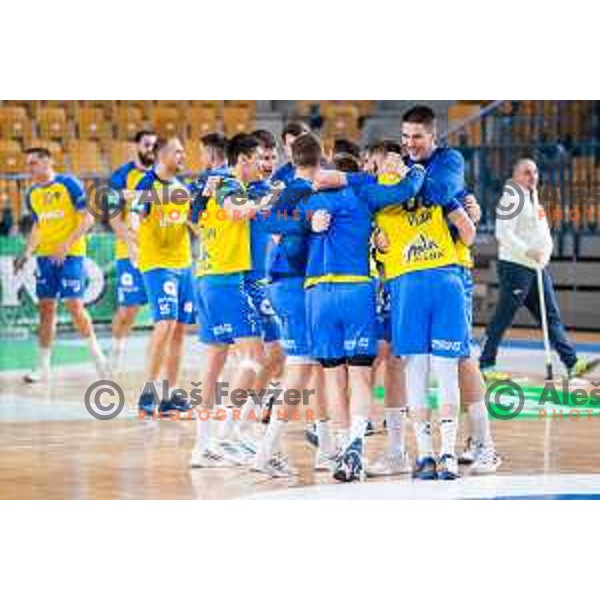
left=536, top=266, right=554, bottom=381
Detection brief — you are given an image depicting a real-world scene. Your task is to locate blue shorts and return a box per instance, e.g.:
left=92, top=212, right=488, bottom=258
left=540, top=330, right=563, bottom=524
left=376, top=279, right=392, bottom=343
left=306, top=281, right=377, bottom=361
left=269, top=277, right=310, bottom=359
left=116, top=259, right=148, bottom=307
left=457, top=266, right=474, bottom=358
left=196, top=274, right=259, bottom=345
left=36, top=256, right=86, bottom=300
left=142, top=267, right=196, bottom=324
left=390, top=266, right=469, bottom=359
left=244, top=276, right=281, bottom=344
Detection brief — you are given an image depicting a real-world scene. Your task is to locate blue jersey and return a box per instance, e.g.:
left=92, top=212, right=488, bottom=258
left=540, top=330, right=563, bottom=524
left=246, top=179, right=275, bottom=281
left=189, top=164, right=230, bottom=205
left=271, top=161, right=295, bottom=186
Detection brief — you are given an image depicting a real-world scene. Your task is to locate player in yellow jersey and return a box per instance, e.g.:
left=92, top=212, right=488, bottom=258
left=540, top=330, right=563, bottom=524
left=18, top=147, right=107, bottom=383
left=133, top=137, right=196, bottom=417
left=107, top=130, right=157, bottom=373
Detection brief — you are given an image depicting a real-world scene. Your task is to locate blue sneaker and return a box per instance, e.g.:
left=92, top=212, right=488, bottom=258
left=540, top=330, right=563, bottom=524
left=333, top=438, right=364, bottom=482
left=437, top=454, right=460, bottom=480
left=365, top=419, right=375, bottom=436
left=158, top=398, right=194, bottom=418
left=137, top=391, right=156, bottom=417
left=305, top=424, right=318, bottom=448
left=412, top=457, right=437, bottom=480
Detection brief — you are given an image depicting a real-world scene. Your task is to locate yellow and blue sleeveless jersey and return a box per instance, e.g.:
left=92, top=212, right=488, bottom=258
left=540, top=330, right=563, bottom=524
left=109, top=161, right=148, bottom=260
left=134, top=170, right=192, bottom=272
left=26, top=174, right=87, bottom=257
left=301, top=168, right=426, bottom=288
left=191, top=175, right=252, bottom=277
left=451, top=188, right=474, bottom=269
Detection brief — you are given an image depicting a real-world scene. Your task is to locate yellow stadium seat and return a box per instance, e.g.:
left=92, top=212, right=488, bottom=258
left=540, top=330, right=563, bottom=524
left=184, top=140, right=203, bottom=173
left=190, top=100, right=222, bottom=113
left=151, top=107, right=183, bottom=137
left=67, top=141, right=105, bottom=174
left=34, top=100, right=78, bottom=118
left=0, top=107, right=30, bottom=142
left=0, top=141, right=24, bottom=174
left=37, top=107, right=69, bottom=141
left=224, top=100, right=256, bottom=115
left=223, top=107, right=252, bottom=137
left=0, top=179, right=22, bottom=224
left=187, top=108, right=219, bottom=139
left=323, top=104, right=360, bottom=141
left=109, top=141, right=135, bottom=170
left=77, top=107, right=109, bottom=140
left=115, top=106, right=145, bottom=139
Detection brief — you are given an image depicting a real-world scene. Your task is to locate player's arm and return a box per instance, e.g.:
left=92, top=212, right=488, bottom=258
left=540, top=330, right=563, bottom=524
left=15, top=221, right=40, bottom=272
left=423, top=149, right=466, bottom=205
left=362, top=165, right=426, bottom=211
left=446, top=203, right=476, bottom=247
left=313, top=170, right=375, bottom=192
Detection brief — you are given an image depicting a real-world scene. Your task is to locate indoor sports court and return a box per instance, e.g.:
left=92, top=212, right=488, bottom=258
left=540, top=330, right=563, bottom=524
left=1, top=100, right=599, bottom=500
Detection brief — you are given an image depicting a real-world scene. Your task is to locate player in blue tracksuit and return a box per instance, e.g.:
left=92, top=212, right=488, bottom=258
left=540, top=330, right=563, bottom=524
left=271, top=121, right=309, bottom=186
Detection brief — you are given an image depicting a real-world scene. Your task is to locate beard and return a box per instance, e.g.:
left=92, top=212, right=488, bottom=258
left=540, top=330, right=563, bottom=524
left=138, top=151, right=154, bottom=168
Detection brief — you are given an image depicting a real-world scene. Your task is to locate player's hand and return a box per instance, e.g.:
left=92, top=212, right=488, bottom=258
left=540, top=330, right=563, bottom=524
left=50, top=243, right=69, bottom=264
left=202, top=176, right=222, bottom=198
left=373, top=229, right=390, bottom=253
left=525, top=248, right=545, bottom=264
left=127, top=240, right=139, bottom=268
left=311, top=209, right=331, bottom=233
left=463, top=194, right=482, bottom=224
left=13, top=253, right=30, bottom=273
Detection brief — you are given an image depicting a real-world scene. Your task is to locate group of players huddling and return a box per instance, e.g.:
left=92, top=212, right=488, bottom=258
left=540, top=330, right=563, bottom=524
left=19, top=104, right=502, bottom=483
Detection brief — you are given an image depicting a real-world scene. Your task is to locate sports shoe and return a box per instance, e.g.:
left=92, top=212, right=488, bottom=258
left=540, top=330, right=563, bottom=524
left=190, top=443, right=233, bottom=468
left=365, top=419, right=376, bottom=436
left=568, top=357, right=600, bottom=379
left=366, top=449, right=411, bottom=477
left=137, top=390, right=156, bottom=417
left=23, top=368, right=49, bottom=384
left=333, top=438, right=364, bottom=482
left=458, top=437, right=475, bottom=465
left=470, top=445, right=502, bottom=475
left=93, top=353, right=109, bottom=379
left=314, top=449, right=337, bottom=472
left=236, top=436, right=258, bottom=459
left=252, top=452, right=297, bottom=478
left=481, top=367, right=511, bottom=382
left=437, top=454, right=460, bottom=480
left=217, top=439, right=252, bottom=466
left=412, top=456, right=437, bottom=480
left=158, top=398, right=194, bottom=418
left=305, top=424, right=318, bottom=448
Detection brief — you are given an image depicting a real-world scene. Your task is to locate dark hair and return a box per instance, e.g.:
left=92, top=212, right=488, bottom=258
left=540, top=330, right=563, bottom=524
left=402, top=105, right=436, bottom=129
left=282, top=121, right=309, bottom=142
left=291, top=133, right=322, bottom=168
left=333, top=152, right=360, bottom=173
left=25, top=147, right=52, bottom=159
left=227, top=133, right=259, bottom=166
left=153, top=137, right=169, bottom=154
left=134, top=130, right=156, bottom=144
left=252, top=129, right=277, bottom=150
left=201, top=132, right=228, bottom=159
left=333, top=138, right=361, bottom=159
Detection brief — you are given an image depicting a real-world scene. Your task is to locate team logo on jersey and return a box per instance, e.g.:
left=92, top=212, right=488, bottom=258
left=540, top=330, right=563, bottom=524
left=259, top=298, right=275, bottom=316
left=163, top=281, right=177, bottom=296
left=404, top=233, right=443, bottom=264
left=183, top=301, right=193, bottom=314
left=120, top=272, right=134, bottom=287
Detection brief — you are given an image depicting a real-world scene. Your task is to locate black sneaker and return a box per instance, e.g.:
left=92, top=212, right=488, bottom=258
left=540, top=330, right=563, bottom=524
left=158, top=398, right=194, bottom=418
left=305, top=423, right=318, bottom=447
left=137, top=391, right=156, bottom=417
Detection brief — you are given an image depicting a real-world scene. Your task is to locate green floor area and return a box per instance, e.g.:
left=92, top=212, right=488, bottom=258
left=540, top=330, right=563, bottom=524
left=0, top=339, right=90, bottom=371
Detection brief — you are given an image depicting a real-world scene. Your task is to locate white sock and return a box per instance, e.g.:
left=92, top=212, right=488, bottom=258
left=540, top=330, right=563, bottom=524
left=86, top=335, right=104, bottom=362
left=217, top=407, right=235, bottom=440
left=336, top=427, right=350, bottom=452
left=468, top=401, right=493, bottom=448
left=414, top=420, right=433, bottom=460
left=260, top=412, right=287, bottom=459
left=38, top=347, right=51, bottom=371
left=238, top=397, right=260, bottom=434
left=350, top=414, right=368, bottom=446
left=111, top=336, right=125, bottom=355
left=385, top=407, right=407, bottom=453
left=195, top=416, right=212, bottom=453
left=439, top=415, right=459, bottom=457
left=316, top=419, right=335, bottom=456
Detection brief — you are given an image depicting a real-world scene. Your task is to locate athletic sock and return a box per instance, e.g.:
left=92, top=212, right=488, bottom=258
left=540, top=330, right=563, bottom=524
left=468, top=401, right=493, bottom=448
left=414, top=420, right=433, bottom=460
left=238, top=396, right=260, bottom=434
left=260, top=412, right=286, bottom=459
left=385, top=407, right=407, bottom=454
left=195, top=416, right=212, bottom=453
left=316, top=419, right=335, bottom=456
left=86, top=334, right=104, bottom=362
left=111, top=337, right=125, bottom=368
left=439, top=416, right=459, bottom=457
left=335, top=427, right=350, bottom=453
left=38, top=347, right=51, bottom=372
left=350, top=414, right=368, bottom=447
left=217, top=406, right=235, bottom=440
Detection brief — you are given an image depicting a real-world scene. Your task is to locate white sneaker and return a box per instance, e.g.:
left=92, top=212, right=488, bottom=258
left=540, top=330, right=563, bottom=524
left=470, top=445, right=502, bottom=475
left=217, top=439, right=252, bottom=466
left=314, top=450, right=337, bottom=472
left=458, top=437, right=475, bottom=465
left=93, top=353, right=109, bottom=379
left=366, top=449, right=411, bottom=477
left=253, top=452, right=297, bottom=478
left=23, top=368, right=49, bottom=384
left=190, top=443, right=233, bottom=468
left=437, top=454, right=460, bottom=480
left=236, top=436, right=259, bottom=459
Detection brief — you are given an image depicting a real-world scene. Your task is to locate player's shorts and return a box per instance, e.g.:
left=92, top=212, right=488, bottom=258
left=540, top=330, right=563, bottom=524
left=142, top=267, right=196, bottom=324
left=35, top=256, right=86, bottom=300
left=269, top=276, right=311, bottom=361
left=375, top=278, right=392, bottom=343
left=306, top=281, right=377, bottom=362
left=457, top=266, right=474, bottom=359
left=196, top=273, right=259, bottom=345
left=244, top=276, right=281, bottom=344
left=116, top=258, right=148, bottom=307
left=389, top=266, right=469, bottom=359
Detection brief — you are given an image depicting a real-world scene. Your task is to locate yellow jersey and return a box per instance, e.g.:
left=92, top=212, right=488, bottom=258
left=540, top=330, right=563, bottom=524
left=26, top=174, right=87, bottom=257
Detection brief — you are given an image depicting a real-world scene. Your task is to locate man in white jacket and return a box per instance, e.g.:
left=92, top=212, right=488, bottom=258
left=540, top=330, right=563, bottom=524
left=480, top=158, right=591, bottom=379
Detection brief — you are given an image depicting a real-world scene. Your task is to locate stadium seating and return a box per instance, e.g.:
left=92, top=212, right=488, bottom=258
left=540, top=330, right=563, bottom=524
left=37, top=107, right=69, bottom=141
left=67, top=140, right=105, bottom=174
left=0, top=107, right=30, bottom=143
left=0, top=140, right=24, bottom=173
